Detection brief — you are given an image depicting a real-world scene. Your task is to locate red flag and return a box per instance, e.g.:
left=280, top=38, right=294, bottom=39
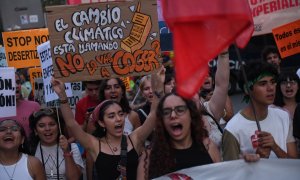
left=161, top=0, right=254, bottom=98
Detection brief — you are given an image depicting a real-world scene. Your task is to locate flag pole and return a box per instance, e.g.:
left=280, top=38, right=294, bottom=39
left=56, top=101, right=63, bottom=135
left=234, top=45, right=261, bottom=131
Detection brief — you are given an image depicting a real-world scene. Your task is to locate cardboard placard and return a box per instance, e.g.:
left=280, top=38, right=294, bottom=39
left=28, top=67, right=43, bottom=94
left=248, top=0, right=300, bottom=36
left=2, top=28, right=49, bottom=68
left=0, top=47, right=7, bottom=67
left=0, top=67, right=16, bottom=117
left=37, top=41, right=72, bottom=102
left=272, top=19, right=300, bottom=58
left=46, top=0, right=161, bottom=82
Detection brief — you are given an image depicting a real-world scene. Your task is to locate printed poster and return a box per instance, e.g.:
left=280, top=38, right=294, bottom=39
left=0, top=67, right=16, bottom=117
left=2, top=28, right=49, bottom=68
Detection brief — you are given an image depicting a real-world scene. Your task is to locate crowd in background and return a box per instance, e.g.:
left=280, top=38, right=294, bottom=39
left=0, top=45, right=299, bottom=180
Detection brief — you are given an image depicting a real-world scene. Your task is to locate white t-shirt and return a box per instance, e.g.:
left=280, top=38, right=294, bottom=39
left=296, top=68, right=300, bottom=78
left=225, top=107, right=290, bottom=158
left=35, top=143, right=84, bottom=180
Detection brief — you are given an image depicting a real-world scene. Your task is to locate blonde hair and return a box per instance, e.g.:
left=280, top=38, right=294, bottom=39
left=139, top=75, right=151, bottom=91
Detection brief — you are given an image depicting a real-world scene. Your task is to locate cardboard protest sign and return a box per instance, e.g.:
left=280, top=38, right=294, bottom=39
left=272, top=19, right=300, bottom=58
left=28, top=67, right=43, bottom=94
left=46, top=0, right=161, bottom=82
left=0, top=67, right=16, bottom=117
left=0, top=47, right=7, bottom=67
left=2, top=28, right=49, bottom=68
left=37, top=41, right=72, bottom=102
left=248, top=0, right=300, bottom=36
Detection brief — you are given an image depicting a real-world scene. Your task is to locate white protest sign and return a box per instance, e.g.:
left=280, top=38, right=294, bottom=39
left=70, top=82, right=82, bottom=110
left=0, top=67, right=16, bottom=117
left=37, top=41, right=72, bottom=102
left=0, top=47, right=7, bottom=67
left=155, top=159, right=300, bottom=180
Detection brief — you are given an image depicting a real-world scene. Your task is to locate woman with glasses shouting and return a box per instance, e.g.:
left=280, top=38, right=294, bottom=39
left=50, top=67, right=165, bottom=180
left=0, top=119, right=46, bottom=180
left=28, top=108, right=84, bottom=180
left=274, top=72, right=300, bottom=157
left=137, top=92, right=221, bottom=179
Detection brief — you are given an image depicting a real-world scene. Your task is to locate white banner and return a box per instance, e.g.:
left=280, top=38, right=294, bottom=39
left=0, top=47, right=7, bottom=67
left=37, top=41, right=72, bottom=102
left=0, top=67, right=16, bottom=117
left=155, top=159, right=300, bottom=180
left=249, top=0, right=300, bottom=36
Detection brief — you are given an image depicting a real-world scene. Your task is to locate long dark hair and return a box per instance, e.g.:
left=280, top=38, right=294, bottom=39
left=148, top=93, right=208, bottom=178
left=92, top=100, right=123, bottom=138
left=28, top=108, right=65, bottom=154
left=99, top=78, right=131, bottom=113
left=274, top=72, right=300, bottom=107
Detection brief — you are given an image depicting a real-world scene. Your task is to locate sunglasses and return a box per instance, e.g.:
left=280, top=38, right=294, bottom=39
left=0, top=125, right=21, bottom=132
left=162, top=105, right=188, bottom=118
left=33, top=108, right=54, bottom=118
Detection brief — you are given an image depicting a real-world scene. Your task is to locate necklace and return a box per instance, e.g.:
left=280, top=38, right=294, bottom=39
left=105, top=137, right=118, bottom=155
left=0, top=153, right=21, bottom=180
left=39, top=143, right=59, bottom=179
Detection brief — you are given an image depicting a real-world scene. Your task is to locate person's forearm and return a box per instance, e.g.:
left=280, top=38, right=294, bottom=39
left=57, top=93, right=78, bottom=128
left=215, top=52, right=230, bottom=91
left=272, top=144, right=288, bottom=158
left=64, top=154, right=82, bottom=179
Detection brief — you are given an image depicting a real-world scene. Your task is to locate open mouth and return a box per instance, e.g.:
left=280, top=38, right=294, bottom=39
left=170, top=123, right=183, bottom=136
left=114, top=124, right=123, bottom=131
left=3, top=137, right=14, bottom=142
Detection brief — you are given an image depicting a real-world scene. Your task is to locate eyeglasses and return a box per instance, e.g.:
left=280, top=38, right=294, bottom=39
left=0, top=125, right=21, bottom=132
left=33, top=108, right=54, bottom=118
left=281, top=80, right=297, bottom=86
left=162, top=105, right=188, bottom=118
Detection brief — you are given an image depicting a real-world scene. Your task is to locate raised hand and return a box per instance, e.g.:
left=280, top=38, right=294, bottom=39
left=59, top=135, right=70, bottom=153
left=51, top=77, right=67, bottom=99
left=151, top=65, right=166, bottom=96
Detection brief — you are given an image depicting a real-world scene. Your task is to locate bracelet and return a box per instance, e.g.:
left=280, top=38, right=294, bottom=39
left=63, top=152, right=73, bottom=157
left=59, top=98, right=69, bottom=104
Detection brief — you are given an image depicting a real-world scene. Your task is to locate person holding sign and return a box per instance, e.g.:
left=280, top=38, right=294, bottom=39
left=222, top=61, right=298, bottom=160
left=0, top=72, right=41, bottom=137
left=0, top=119, right=46, bottom=180
left=28, top=108, right=84, bottom=180
left=50, top=67, right=164, bottom=180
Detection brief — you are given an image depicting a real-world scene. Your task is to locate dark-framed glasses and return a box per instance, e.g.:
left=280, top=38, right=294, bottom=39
left=33, top=108, right=54, bottom=118
left=163, top=105, right=188, bottom=118
left=0, top=125, right=21, bottom=132
left=281, top=80, right=297, bottom=86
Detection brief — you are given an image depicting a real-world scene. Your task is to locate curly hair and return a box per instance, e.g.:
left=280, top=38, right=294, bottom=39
left=261, top=45, right=280, bottom=62
left=98, top=78, right=131, bottom=113
left=274, top=72, right=300, bottom=107
left=28, top=108, right=65, bottom=155
left=148, top=93, right=208, bottom=178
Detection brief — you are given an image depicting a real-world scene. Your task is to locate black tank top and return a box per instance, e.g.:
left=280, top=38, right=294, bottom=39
left=173, top=142, right=213, bottom=171
left=94, top=136, right=139, bottom=180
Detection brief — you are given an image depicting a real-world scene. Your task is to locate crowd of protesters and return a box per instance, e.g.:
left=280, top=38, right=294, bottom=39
left=0, top=45, right=299, bottom=180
